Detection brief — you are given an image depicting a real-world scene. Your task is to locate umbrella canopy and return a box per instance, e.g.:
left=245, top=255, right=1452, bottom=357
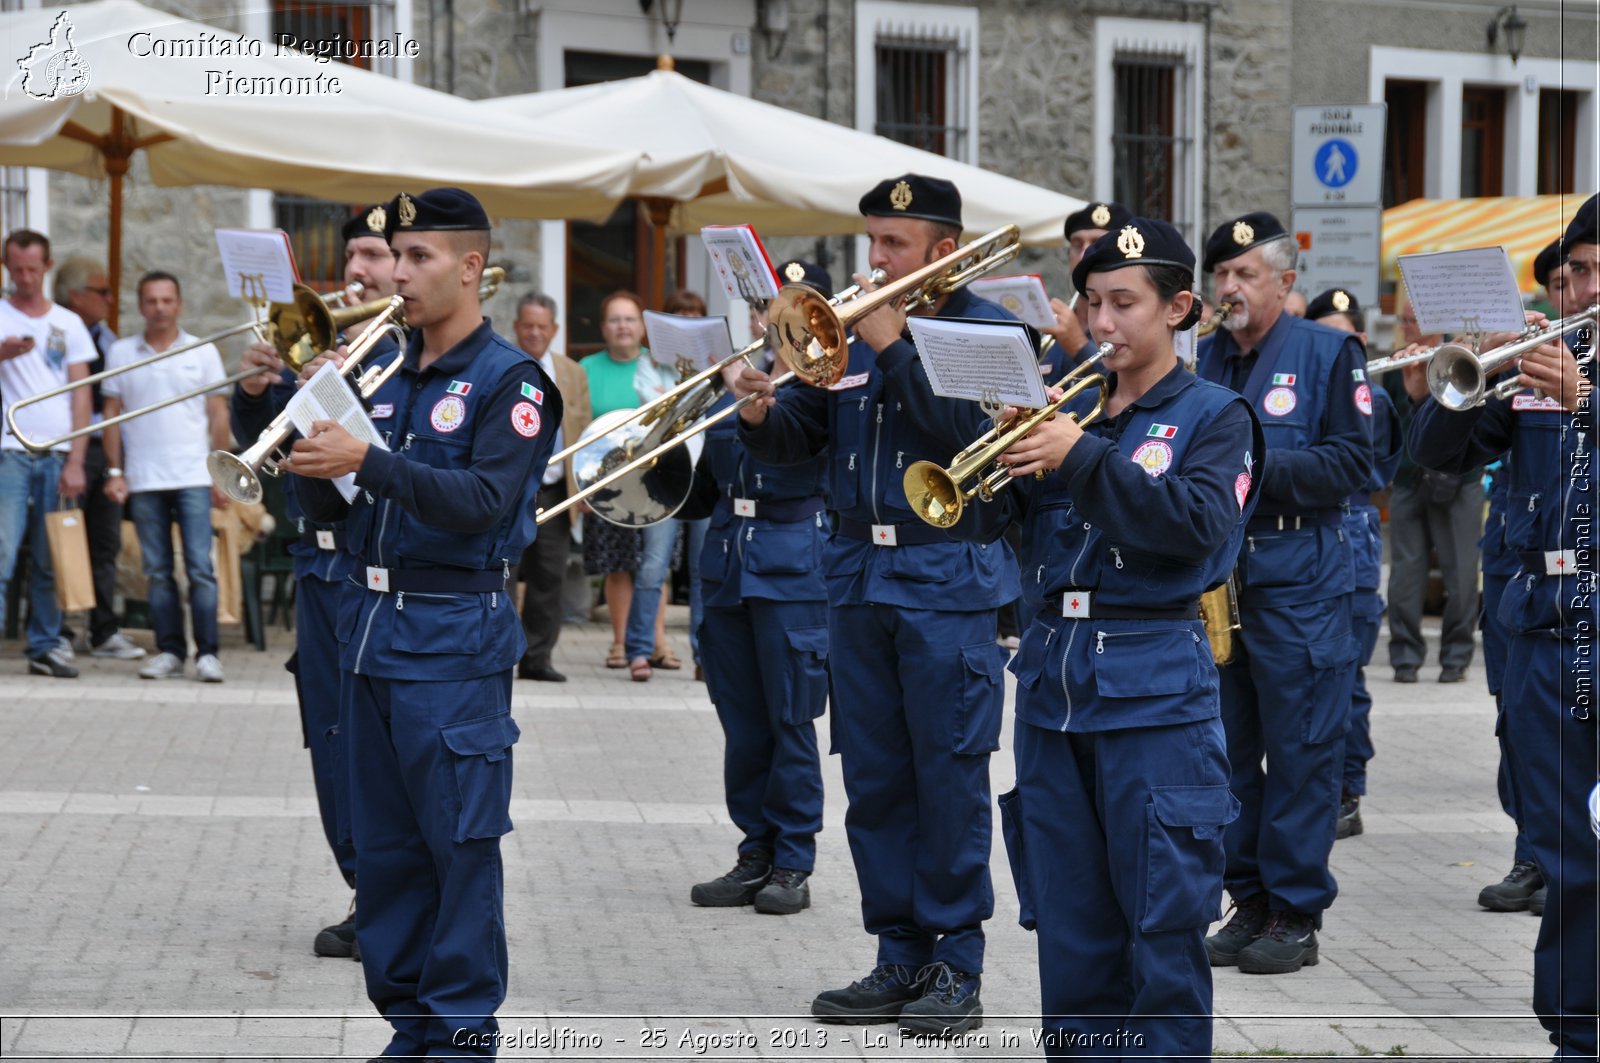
left=0, top=0, right=642, bottom=323
left=1383, top=195, right=1582, bottom=295
left=480, top=66, right=1085, bottom=248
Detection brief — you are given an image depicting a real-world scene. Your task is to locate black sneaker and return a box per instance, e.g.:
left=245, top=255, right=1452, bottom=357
left=1478, top=860, right=1542, bottom=912
left=753, top=868, right=810, bottom=915
left=1529, top=886, right=1546, bottom=916
left=898, top=962, right=982, bottom=1037
left=1205, top=892, right=1269, bottom=966
left=314, top=905, right=358, bottom=959
left=689, top=851, right=772, bottom=907
left=28, top=646, right=78, bottom=679
left=1237, top=910, right=1320, bottom=974
left=1394, top=665, right=1419, bottom=683
left=812, top=964, right=924, bottom=1023
left=1336, top=792, right=1364, bottom=840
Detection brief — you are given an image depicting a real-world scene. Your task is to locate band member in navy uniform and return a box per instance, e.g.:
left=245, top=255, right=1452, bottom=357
left=286, top=187, right=561, bottom=1060
left=1194, top=212, right=1373, bottom=974
left=1042, top=200, right=1133, bottom=372
left=682, top=260, right=832, bottom=916
left=231, top=205, right=399, bottom=960
left=1410, top=194, right=1598, bottom=1060
left=728, top=174, right=1019, bottom=1035
left=953, top=218, right=1259, bottom=1059
left=1301, top=288, right=1402, bottom=841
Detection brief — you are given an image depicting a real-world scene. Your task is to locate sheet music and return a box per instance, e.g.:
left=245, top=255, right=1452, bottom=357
left=907, top=317, right=1049, bottom=409
left=1398, top=248, right=1527, bottom=335
left=700, top=225, right=780, bottom=303
left=284, top=362, right=389, bottom=501
left=968, top=274, right=1055, bottom=329
left=214, top=228, right=299, bottom=304
left=643, top=311, right=735, bottom=373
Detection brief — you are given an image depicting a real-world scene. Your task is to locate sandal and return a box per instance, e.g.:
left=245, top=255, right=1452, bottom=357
left=629, top=657, right=653, bottom=682
left=649, top=645, right=683, bottom=670
left=606, top=643, right=627, bottom=669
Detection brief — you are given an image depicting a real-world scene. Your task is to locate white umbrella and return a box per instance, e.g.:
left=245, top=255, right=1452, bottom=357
left=0, top=0, right=642, bottom=324
left=481, top=63, right=1085, bottom=248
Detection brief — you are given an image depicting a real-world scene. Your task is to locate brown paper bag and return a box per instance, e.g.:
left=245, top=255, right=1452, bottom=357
left=45, top=508, right=96, bottom=612
left=212, top=521, right=242, bottom=626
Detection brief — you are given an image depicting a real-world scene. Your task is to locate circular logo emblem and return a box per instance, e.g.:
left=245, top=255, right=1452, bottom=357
left=784, top=262, right=806, bottom=283
left=1234, top=471, right=1252, bottom=511
left=1001, top=294, right=1024, bottom=313
left=1332, top=289, right=1351, bottom=312
left=1354, top=382, right=1373, bottom=415
left=1116, top=225, right=1145, bottom=259
left=1131, top=439, right=1173, bottom=477
left=511, top=401, right=542, bottom=438
left=430, top=395, right=466, bottom=432
left=1090, top=203, right=1112, bottom=228
left=1232, top=220, right=1255, bottom=246
left=1263, top=386, right=1297, bottom=417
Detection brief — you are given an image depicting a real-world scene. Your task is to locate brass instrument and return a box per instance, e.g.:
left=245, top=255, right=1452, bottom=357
left=1427, top=305, right=1599, bottom=411
left=904, top=342, right=1111, bottom=529
left=207, top=299, right=407, bottom=505
left=1199, top=577, right=1242, bottom=665
left=1364, top=344, right=1436, bottom=377
left=766, top=224, right=1023, bottom=388
left=1194, top=300, right=1235, bottom=338
left=536, top=272, right=891, bottom=528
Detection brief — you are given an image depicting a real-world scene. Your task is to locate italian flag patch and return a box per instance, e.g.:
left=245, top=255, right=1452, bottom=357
left=1352, top=369, right=1367, bottom=382
left=446, top=380, right=472, bottom=396
left=1272, top=373, right=1296, bottom=386
left=521, top=382, right=545, bottom=404
left=1147, top=423, right=1178, bottom=439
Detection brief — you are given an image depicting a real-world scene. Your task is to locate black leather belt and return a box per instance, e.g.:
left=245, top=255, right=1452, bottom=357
left=1347, top=491, right=1372, bottom=510
left=726, top=496, right=826, bottom=523
left=1058, top=590, right=1200, bottom=620
left=836, top=517, right=953, bottom=547
left=1517, top=550, right=1597, bottom=576
left=362, top=566, right=508, bottom=593
left=1247, top=511, right=1344, bottom=532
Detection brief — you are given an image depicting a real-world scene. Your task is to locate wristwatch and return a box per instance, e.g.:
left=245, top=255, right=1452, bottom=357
left=106, top=467, right=124, bottom=478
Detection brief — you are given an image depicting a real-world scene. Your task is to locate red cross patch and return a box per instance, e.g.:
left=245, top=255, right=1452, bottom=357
left=511, top=401, right=541, bottom=438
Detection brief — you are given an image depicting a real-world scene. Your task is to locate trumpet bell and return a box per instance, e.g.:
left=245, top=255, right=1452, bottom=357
left=904, top=460, right=965, bottom=529
left=208, top=450, right=264, bottom=505
left=1424, top=341, right=1484, bottom=411
left=767, top=285, right=850, bottom=388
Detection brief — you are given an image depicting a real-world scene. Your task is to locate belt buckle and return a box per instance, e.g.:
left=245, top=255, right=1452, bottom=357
left=1062, top=590, right=1092, bottom=618
left=734, top=498, right=757, bottom=517
left=315, top=530, right=336, bottom=550
left=871, top=523, right=898, bottom=546
left=365, top=566, right=391, bottom=592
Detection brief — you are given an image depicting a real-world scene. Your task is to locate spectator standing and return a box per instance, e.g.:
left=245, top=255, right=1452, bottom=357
left=0, top=229, right=93, bottom=678
left=102, top=271, right=229, bottom=683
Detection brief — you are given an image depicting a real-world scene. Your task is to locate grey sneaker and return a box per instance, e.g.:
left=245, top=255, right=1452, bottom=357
left=195, top=654, right=225, bottom=683
left=55, top=635, right=75, bottom=660
left=90, top=632, right=147, bottom=660
left=28, top=646, right=79, bottom=678
left=139, top=652, right=184, bottom=680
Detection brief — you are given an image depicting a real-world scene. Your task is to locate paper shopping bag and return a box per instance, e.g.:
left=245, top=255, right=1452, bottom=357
left=45, top=508, right=96, bottom=612
left=212, top=520, right=242, bottom=626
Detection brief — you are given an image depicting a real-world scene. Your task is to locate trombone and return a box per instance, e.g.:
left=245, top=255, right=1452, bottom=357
left=904, top=342, right=1112, bottom=528
left=6, top=284, right=390, bottom=453
left=208, top=299, right=407, bottom=505
left=1427, top=305, right=1599, bottom=411
left=1194, top=300, right=1235, bottom=339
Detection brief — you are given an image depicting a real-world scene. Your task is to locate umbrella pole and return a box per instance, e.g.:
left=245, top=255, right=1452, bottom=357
left=643, top=197, right=673, bottom=310
left=104, top=106, right=133, bottom=334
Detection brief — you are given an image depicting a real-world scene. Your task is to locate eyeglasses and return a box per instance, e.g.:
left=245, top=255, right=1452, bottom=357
left=604, top=316, right=639, bottom=326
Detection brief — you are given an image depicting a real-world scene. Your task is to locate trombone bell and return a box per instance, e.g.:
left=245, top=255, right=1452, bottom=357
left=767, top=286, right=851, bottom=388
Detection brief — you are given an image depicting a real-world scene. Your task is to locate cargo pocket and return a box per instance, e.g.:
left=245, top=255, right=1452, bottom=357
left=955, top=641, right=1005, bottom=754
left=1092, top=626, right=1201, bottom=700
left=781, top=625, right=829, bottom=724
left=997, top=787, right=1037, bottom=931
left=392, top=593, right=486, bottom=655
left=439, top=713, right=520, bottom=843
left=1301, top=634, right=1359, bottom=744
left=1139, top=783, right=1239, bottom=933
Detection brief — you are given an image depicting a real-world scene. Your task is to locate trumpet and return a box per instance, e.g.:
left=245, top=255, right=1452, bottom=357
left=1364, top=345, right=1436, bottom=377
left=1427, top=305, right=1599, bottom=411
left=904, top=342, right=1111, bottom=529
left=208, top=298, right=408, bottom=505
left=1195, top=301, right=1235, bottom=339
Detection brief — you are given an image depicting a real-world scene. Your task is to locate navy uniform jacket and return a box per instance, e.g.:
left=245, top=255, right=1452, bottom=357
left=684, top=391, right=828, bottom=607
left=1410, top=348, right=1597, bottom=638
left=1347, top=383, right=1403, bottom=593
left=738, top=286, right=1021, bottom=611
left=231, top=332, right=401, bottom=584
left=978, top=364, right=1262, bottom=731
left=1480, top=462, right=1519, bottom=579
left=1196, top=313, right=1374, bottom=605
left=297, top=319, right=561, bottom=679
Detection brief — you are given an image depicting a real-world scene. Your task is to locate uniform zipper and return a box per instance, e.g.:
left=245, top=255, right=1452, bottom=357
left=871, top=403, right=885, bottom=525
left=1066, top=520, right=1094, bottom=586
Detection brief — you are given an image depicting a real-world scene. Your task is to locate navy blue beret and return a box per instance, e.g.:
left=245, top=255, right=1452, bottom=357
left=1561, top=193, right=1598, bottom=255
left=774, top=259, right=833, bottom=295
left=859, top=173, right=962, bottom=228
left=1202, top=211, right=1293, bottom=273
left=1071, top=216, right=1196, bottom=296
left=1533, top=238, right=1564, bottom=288
left=383, top=187, right=491, bottom=242
left=1064, top=201, right=1132, bottom=240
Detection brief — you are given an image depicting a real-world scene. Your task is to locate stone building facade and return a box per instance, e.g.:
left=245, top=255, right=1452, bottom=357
left=10, top=0, right=1596, bottom=353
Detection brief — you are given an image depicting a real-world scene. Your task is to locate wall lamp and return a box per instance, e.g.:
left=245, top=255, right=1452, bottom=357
left=640, top=0, right=685, bottom=43
left=756, top=0, right=790, bottom=59
left=1486, top=5, right=1527, bottom=65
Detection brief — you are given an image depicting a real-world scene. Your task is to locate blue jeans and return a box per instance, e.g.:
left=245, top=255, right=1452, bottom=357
left=624, top=517, right=678, bottom=661
left=0, top=450, right=66, bottom=657
left=129, top=487, right=219, bottom=658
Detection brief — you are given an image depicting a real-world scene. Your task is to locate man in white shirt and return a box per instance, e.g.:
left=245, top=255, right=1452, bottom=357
left=512, top=292, right=591, bottom=682
left=102, top=271, right=230, bottom=683
left=0, top=229, right=94, bottom=678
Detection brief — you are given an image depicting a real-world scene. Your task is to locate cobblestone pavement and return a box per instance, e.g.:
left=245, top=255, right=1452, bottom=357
left=0, top=608, right=1551, bottom=1061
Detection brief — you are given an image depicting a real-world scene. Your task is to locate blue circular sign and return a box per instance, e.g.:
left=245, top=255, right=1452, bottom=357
left=1314, top=139, right=1358, bottom=189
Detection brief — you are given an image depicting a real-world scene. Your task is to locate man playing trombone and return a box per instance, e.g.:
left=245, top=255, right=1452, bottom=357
left=728, top=174, right=1018, bottom=1036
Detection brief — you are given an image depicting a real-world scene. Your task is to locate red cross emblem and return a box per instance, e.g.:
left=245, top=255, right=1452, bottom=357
left=878, top=530, right=889, bottom=541
left=510, top=401, right=541, bottom=438
left=1557, top=557, right=1568, bottom=569
left=1069, top=597, right=1081, bottom=610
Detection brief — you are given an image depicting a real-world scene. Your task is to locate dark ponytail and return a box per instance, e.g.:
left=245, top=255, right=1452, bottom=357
left=1144, top=263, right=1202, bottom=331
